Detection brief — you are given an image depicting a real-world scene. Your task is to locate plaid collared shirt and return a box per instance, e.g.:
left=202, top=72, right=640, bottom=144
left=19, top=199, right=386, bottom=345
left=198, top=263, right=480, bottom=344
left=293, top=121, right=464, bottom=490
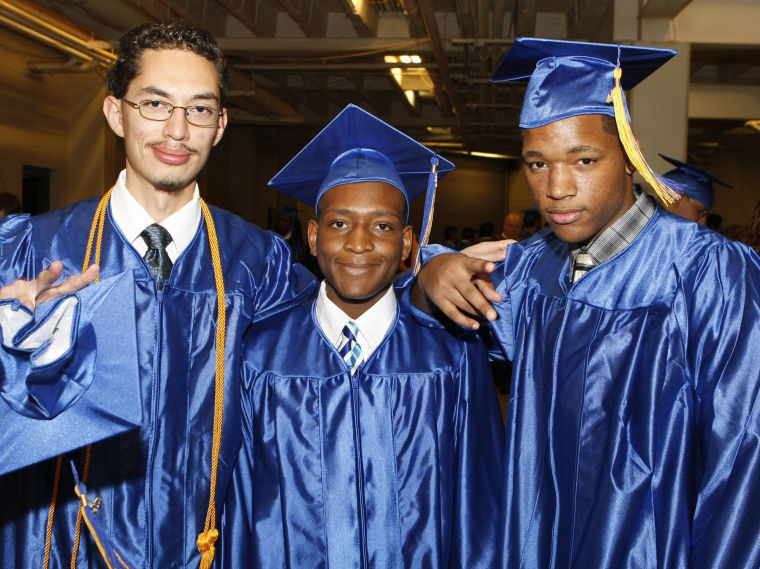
left=569, top=190, right=656, bottom=282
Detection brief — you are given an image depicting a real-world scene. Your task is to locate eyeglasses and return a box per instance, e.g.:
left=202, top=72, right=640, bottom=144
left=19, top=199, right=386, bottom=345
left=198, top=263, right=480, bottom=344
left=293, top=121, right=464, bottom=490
left=121, top=98, right=223, bottom=127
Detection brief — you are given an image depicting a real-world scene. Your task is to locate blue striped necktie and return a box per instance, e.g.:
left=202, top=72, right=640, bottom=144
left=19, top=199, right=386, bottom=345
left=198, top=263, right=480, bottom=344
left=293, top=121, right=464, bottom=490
left=338, top=321, right=362, bottom=375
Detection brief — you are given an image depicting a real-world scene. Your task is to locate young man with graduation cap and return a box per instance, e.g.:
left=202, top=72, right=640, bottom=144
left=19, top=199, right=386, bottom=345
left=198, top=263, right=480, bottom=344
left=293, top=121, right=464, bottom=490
left=416, top=38, right=760, bottom=568
left=659, top=153, right=732, bottom=225
left=0, top=21, right=315, bottom=569
left=221, top=104, right=505, bottom=569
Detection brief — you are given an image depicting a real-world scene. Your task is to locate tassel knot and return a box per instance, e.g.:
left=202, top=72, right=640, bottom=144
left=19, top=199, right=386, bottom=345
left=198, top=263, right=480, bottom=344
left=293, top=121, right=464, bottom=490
left=197, top=528, right=218, bottom=569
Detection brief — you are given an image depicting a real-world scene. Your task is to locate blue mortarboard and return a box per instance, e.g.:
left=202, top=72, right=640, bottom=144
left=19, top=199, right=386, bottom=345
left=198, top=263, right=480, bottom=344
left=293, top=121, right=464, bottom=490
left=268, top=104, right=455, bottom=273
left=659, top=154, right=732, bottom=211
left=491, top=38, right=684, bottom=205
left=0, top=272, right=141, bottom=476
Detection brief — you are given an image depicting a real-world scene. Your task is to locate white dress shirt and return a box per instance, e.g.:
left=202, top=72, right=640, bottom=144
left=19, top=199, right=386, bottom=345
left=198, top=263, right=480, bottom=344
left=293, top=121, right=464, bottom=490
left=315, top=281, right=397, bottom=362
left=110, top=169, right=202, bottom=262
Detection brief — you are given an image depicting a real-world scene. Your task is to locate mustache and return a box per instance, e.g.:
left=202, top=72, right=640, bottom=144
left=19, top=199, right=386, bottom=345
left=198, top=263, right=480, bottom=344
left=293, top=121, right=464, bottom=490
left=148, top=141, right=198, bottom=154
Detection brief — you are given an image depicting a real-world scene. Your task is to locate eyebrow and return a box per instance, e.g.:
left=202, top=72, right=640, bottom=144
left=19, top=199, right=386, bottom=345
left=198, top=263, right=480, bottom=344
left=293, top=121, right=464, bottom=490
left=137, top=86, right=219, bottom=103
left=568, top=145, right=602, bottom=154
left=329, top=208, right=401, bottom=218
left=522, top=145, right=602, bottom=159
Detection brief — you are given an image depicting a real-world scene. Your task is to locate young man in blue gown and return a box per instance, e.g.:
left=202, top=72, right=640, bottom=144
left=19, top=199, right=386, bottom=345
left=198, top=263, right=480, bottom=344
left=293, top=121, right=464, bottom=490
left=417, top=38, right=760, bottom=568
left=221, top=104, right=505, bottom=569
left=0, top=21, right=315, bottom=568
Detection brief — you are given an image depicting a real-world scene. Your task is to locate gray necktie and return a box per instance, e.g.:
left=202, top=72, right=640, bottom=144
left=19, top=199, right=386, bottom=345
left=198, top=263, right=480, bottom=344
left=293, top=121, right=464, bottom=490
left=140, top=223, right=173, bottom=290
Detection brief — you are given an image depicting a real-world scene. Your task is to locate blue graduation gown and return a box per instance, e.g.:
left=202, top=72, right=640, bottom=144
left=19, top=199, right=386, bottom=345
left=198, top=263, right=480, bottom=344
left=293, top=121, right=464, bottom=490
left=491, top=208, right=760, bottom=569
left=221, top=290, right=505, bottom=569
left=0, top=197, right=315, bottom=568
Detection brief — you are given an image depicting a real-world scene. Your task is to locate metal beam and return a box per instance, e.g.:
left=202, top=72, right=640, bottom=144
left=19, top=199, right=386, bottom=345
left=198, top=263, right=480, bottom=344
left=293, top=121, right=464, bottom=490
left=639, top=0, right=691, bottom=18
left=406, top=0, right=470, bottom=146
left=335, top=0, right=379, bottom=38
left=275, top=0, right=328, bottom=38
left=688, top=84, right=760, bottom=120
left=217, top=36, right=432, bottom=55
left=215, top=0, right=279, bottom=38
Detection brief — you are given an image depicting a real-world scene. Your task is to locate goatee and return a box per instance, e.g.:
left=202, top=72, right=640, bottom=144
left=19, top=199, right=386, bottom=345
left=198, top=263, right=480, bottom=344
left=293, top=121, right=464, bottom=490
left=155, top=178, right=190, bottom=194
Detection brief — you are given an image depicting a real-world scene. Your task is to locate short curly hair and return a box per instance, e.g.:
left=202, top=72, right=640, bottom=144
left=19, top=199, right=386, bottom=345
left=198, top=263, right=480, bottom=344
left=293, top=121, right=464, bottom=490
left=107, top=21, right=229, bottom=106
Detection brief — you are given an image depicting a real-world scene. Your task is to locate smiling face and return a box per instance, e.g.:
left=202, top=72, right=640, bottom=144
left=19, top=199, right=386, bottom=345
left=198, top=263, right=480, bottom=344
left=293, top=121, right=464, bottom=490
left=103, top=48, right=227, bottom=203
left=521, top=114, right=635, bottom=244
left=308, top=181, right=412, bottom=319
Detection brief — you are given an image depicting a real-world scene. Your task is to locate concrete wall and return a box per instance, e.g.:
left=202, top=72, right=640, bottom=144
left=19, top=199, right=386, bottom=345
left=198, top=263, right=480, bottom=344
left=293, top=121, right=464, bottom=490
left=0, top=26, right=110, bottom=209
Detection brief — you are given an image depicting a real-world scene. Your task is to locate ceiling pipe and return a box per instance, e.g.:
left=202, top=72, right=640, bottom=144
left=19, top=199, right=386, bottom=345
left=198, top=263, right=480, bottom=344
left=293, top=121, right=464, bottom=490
left=0, top=13, right=97, bottom=65
left=29, top=56, right=100, bottom=73
left=0, top=0, right=116, bottom=66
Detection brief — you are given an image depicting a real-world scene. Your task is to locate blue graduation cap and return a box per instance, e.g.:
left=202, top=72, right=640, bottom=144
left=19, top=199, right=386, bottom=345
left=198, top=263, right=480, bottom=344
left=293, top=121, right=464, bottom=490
left=0, top=272, right=141, bottom=476
left=660, top=154, right=732, bottom=211
left=268, top=104, right=455, bottom=273
left=491, top=37, right=683, bottom=205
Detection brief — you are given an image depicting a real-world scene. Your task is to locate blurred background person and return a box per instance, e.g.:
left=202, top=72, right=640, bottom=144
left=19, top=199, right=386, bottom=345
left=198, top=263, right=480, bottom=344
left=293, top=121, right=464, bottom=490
left=660, top=154, right=732, bottom=226
left=442, top=225, right=460, bottom=249
left=479, top=221, right=496, bottom=242
left=519, top=208, right=542, bottom=240
left=502, top=212, right=523, bottom=240
left=455, top=226, right=476, bottom=250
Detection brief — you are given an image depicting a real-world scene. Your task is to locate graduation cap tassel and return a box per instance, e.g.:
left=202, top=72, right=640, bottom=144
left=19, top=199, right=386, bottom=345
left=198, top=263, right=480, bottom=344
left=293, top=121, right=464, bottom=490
left=412, top=156, right=439, bottom=276
left=607, top=67, right=682, bottom=205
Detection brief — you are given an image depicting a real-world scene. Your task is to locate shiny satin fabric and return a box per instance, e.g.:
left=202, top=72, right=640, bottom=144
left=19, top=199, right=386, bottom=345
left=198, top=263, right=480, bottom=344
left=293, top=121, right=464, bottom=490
left=0, top=198, right=315, bottom=568
left=0, top=273, right=141, bottom=476
left=488, top=208, right=760, bottom=568
left=220, top=290, right=505, bottom=569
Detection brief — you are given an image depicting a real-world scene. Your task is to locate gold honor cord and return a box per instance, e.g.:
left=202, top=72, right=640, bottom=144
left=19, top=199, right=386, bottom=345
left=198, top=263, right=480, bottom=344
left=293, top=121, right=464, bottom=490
left=42, top=189, right=228, bottom=569
left=43, top=188, right=111, bottom=569
left=608, top=67, right=681, bottom=205
left=196, top=200, right=227, bottom=569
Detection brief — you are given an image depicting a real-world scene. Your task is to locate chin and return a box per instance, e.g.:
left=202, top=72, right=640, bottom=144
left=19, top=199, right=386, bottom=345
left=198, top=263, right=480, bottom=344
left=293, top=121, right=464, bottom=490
left=155, top=177, right=193, bottom=194
left=549, top=224, right=594, bottom=244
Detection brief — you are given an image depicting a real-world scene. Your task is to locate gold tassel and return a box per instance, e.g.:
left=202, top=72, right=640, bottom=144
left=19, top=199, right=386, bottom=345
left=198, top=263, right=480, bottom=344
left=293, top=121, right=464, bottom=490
left=196, top=528, right=218, bottom=569
left=608, top=67, right=681, bottom=205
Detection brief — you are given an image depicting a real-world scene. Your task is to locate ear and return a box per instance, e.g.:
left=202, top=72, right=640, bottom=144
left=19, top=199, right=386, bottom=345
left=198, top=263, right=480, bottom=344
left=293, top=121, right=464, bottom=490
left=103, top=96, right=125, bottom=138
left=307, top=218, right=319, bottom=256
left=401, top=225, right=413, bottom=261
left=212, top=108, right=228, bottom=147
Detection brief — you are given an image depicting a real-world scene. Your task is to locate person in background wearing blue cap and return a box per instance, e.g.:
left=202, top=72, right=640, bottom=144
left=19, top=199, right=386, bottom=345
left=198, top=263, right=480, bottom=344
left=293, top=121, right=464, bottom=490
left=220, top=104, right=505, bottom=569
left=659, top=153, right=733, bottom=225
left=415, top=38, right=760, bottom=568
left=0, top=21, right=316, bottom=569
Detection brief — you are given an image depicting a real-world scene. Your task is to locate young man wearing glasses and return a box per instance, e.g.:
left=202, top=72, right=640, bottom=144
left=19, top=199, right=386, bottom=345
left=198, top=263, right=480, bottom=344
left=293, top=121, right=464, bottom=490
left=0, top=21, right=314, bottom=569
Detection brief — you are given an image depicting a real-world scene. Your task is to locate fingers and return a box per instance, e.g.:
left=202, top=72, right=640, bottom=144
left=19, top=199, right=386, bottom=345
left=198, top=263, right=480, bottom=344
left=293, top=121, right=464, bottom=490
left=473, top=274, right=503, bottom=305
left=34, top=261, right=64, bottom=292
left=37, top=264, right=99, bottom=305
left=416, top=254, right=498, bottom=329
left=459, top=239, right=513, bottom=262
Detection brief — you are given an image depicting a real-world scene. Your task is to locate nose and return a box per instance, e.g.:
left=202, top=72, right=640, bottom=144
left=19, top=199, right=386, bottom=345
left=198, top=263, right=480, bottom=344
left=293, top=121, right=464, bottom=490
left=345, top=225, right=372, bottom=253
left=546, top=165, right=576, bottom=200
left=163, top=107, right=190, bottom=141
